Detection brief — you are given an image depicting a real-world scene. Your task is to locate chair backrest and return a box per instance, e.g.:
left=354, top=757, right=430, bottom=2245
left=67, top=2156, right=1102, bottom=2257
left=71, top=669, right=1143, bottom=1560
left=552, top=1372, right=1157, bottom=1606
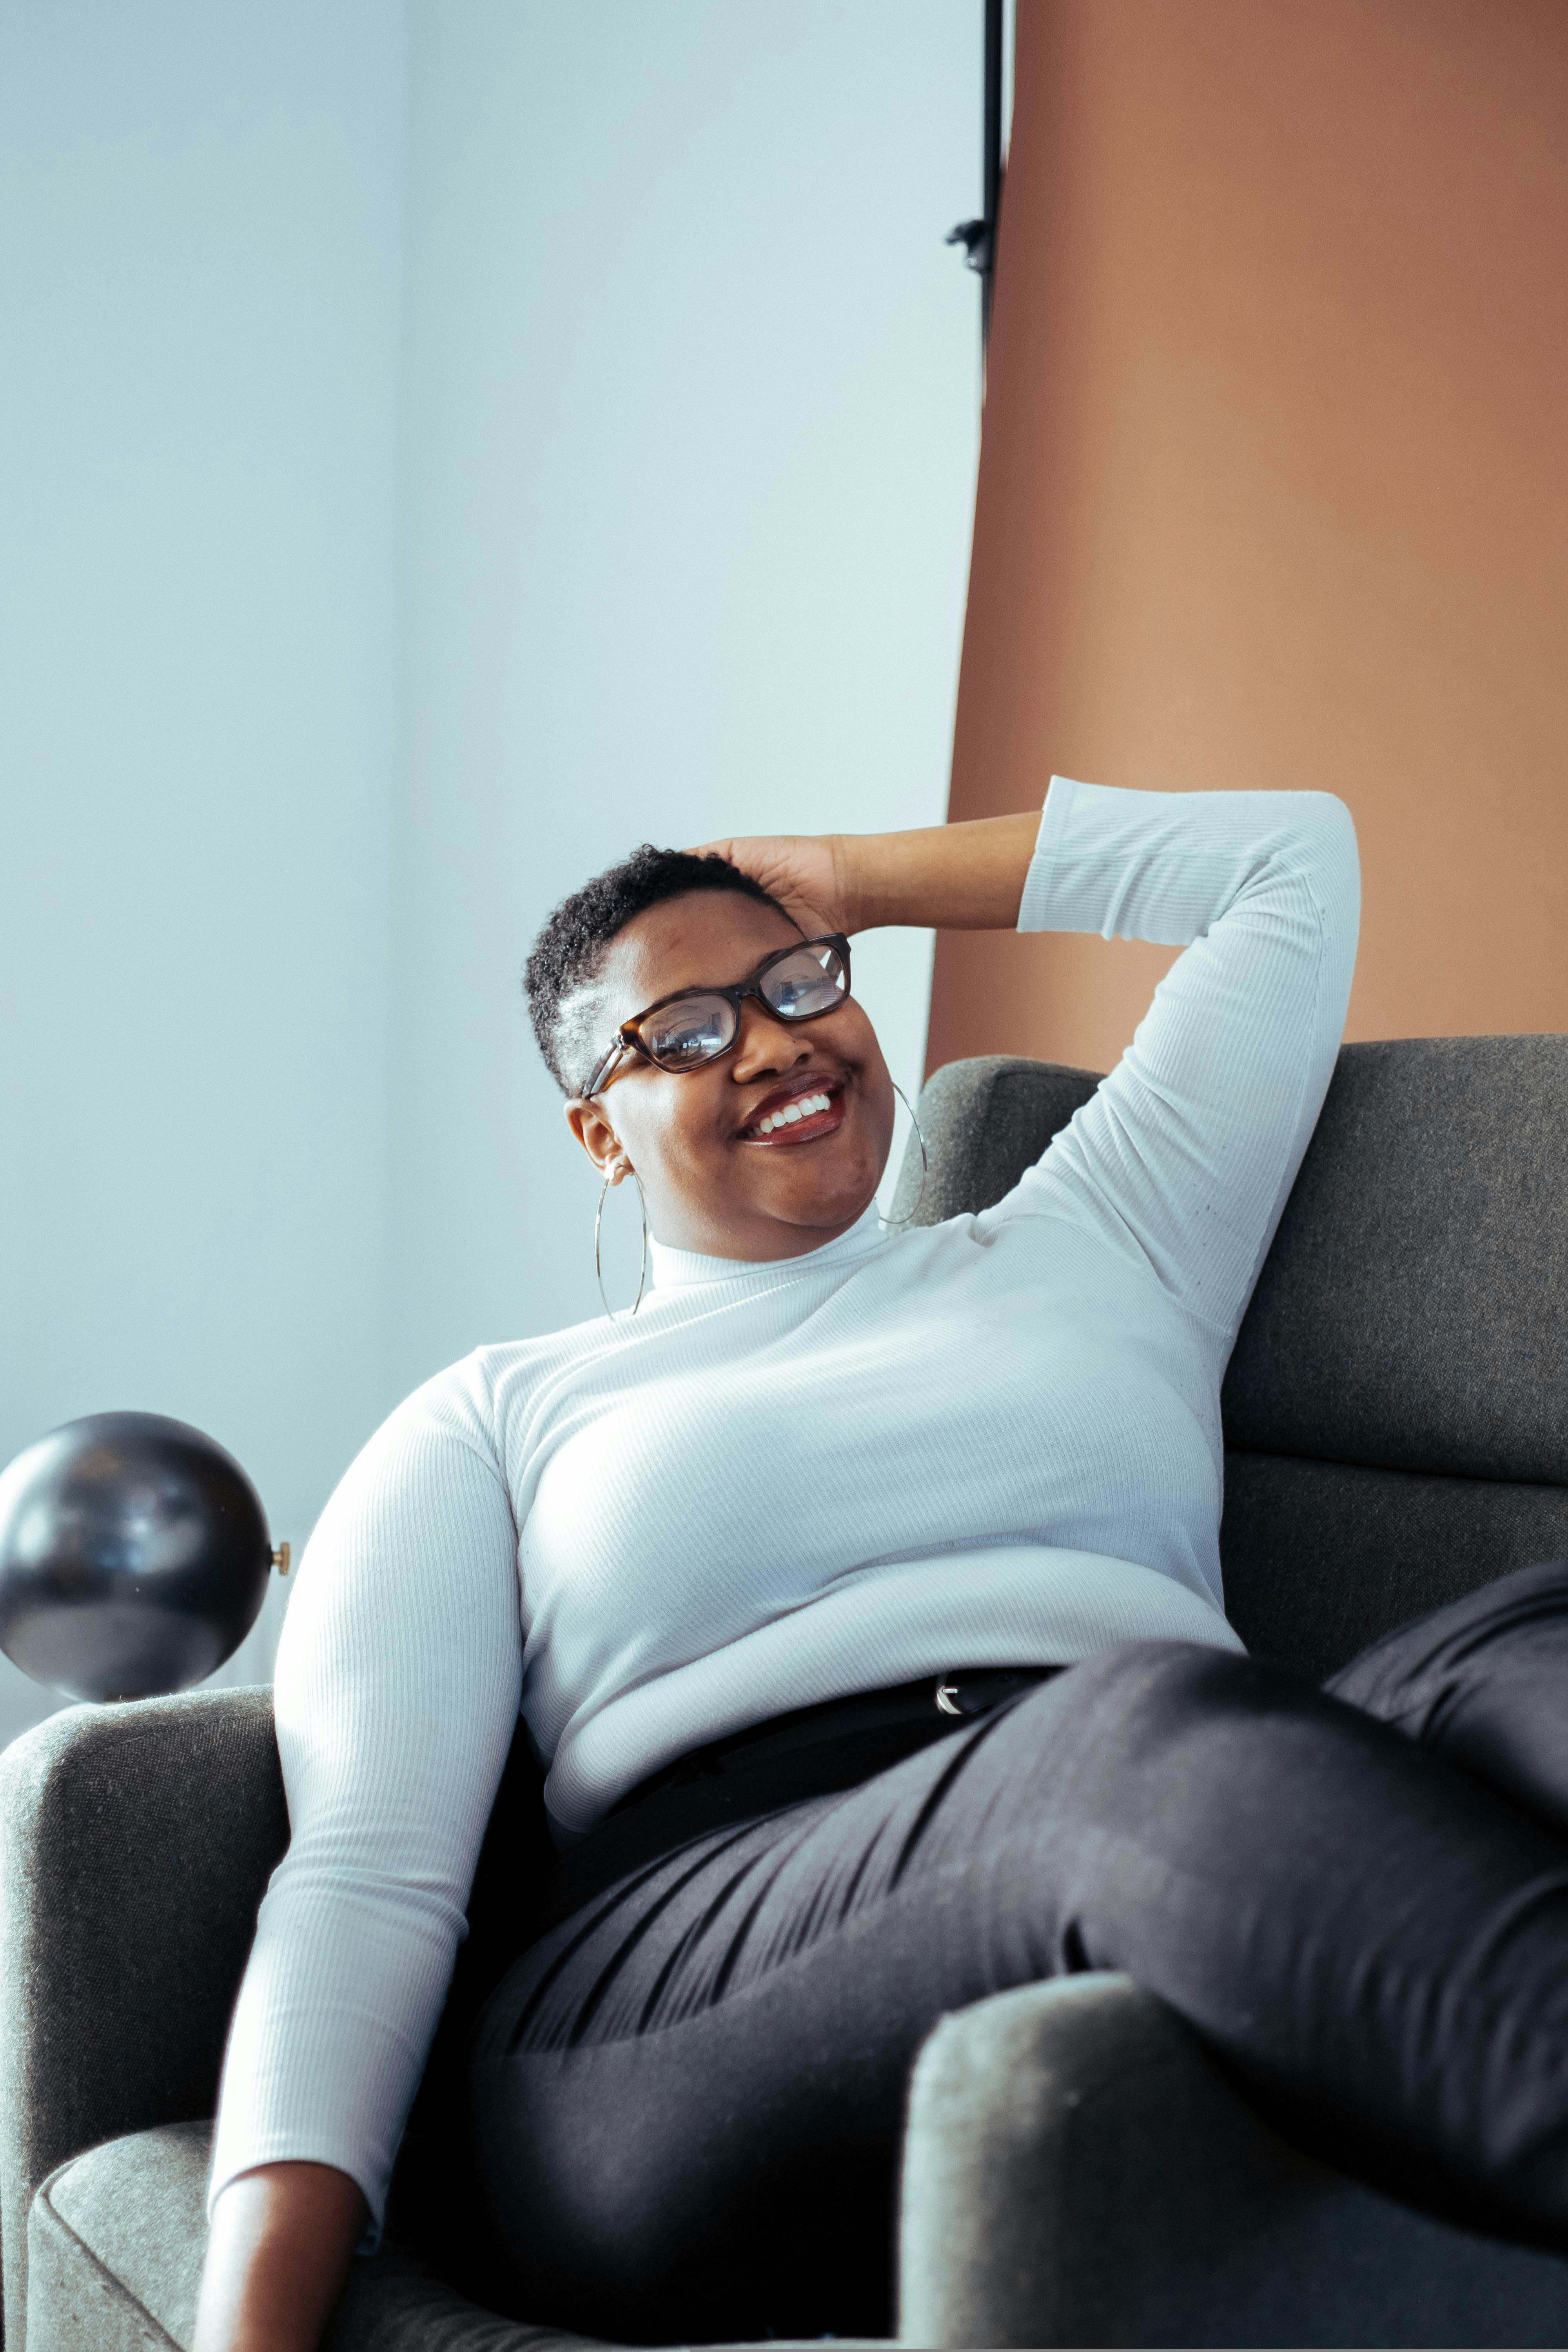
left=904, top=1041, right=1568, bottom=1681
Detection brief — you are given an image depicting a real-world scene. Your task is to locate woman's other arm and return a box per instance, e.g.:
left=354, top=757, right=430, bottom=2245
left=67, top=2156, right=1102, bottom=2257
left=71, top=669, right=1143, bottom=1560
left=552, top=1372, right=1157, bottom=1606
left=198, top=1374, right=523, bottom=2350
left=194, top=2163, right=366, bottom=2352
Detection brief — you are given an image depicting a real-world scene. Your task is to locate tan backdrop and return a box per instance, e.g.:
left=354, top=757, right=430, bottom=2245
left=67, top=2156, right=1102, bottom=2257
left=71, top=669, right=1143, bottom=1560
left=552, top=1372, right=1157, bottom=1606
left=927, top=0, right=1568, bottom=1081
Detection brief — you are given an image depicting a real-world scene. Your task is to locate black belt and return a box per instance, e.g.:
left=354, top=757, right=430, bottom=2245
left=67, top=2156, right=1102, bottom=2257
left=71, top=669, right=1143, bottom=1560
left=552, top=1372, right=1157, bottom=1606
left=535, top=1667, right=1062, bottom=1939
left=614, top=1666, right=1061, bottom=1813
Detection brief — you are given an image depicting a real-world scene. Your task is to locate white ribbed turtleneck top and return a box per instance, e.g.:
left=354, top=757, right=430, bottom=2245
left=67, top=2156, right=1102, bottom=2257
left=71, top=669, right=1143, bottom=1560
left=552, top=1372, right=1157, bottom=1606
left=210, top=778, right=1360, bottom=2239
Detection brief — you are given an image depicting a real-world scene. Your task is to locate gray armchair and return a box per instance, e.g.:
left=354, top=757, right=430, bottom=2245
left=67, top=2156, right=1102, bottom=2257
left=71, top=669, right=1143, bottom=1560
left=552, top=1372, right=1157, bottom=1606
left=5, top=1039, right=1568, bottom=2350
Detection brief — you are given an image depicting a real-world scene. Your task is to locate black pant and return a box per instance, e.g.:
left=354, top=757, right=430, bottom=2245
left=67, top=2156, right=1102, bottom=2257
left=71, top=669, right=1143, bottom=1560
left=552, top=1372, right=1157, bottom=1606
left=470, top=1561, right=1568, bottom=2344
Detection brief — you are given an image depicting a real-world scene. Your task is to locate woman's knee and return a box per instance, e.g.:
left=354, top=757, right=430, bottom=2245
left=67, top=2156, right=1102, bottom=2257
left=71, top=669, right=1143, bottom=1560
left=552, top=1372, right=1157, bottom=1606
left=1327, top=1558, right=1568, bottom=1726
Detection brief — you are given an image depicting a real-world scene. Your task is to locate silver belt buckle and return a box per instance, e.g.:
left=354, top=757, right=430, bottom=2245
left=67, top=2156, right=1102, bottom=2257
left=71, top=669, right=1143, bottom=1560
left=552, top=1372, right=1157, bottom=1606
left=934, top=1676, right=963, bottom=1717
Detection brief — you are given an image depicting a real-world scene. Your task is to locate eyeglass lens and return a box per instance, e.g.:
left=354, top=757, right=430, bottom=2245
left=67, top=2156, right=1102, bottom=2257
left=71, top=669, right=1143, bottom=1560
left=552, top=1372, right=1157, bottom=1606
left=762, top=940, right=845, bottom=1018
left=640, top=995, right=736, bottom=1069
left=638, top=941, right=846, bottom=1071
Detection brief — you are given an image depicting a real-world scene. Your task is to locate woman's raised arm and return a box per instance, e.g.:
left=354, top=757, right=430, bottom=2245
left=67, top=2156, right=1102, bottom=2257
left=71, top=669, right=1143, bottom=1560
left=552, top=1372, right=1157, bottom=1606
left=711, top=780, right=1360, bottom=1355
left=997, top=779, right=1361, bottom=1348
left=694, top=809, right=1044, bottom=939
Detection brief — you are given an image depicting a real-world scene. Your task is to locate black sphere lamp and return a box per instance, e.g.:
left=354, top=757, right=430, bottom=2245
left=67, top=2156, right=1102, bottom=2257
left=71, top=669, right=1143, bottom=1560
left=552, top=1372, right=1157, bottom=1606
left=0, top=1412, right=286, bottom=1704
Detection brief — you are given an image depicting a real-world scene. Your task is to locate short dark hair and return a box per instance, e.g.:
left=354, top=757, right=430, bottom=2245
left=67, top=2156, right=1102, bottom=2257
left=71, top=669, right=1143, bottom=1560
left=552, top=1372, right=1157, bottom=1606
left=524, top=844, right=792, bottom=1094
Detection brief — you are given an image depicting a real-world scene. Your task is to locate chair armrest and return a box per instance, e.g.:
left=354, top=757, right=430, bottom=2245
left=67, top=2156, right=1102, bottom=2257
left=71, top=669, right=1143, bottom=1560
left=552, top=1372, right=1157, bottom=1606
left=0, top=1684, right=285, bottom=2347
left=897, top=1972, right=1568, bottom=2350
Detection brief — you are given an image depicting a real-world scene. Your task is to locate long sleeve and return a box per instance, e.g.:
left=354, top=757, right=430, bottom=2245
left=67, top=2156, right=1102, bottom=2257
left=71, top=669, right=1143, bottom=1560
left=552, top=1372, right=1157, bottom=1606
left=207, top=1374, right=523, bottom=2241
left=1000, top=777, right=1360, bottom=1346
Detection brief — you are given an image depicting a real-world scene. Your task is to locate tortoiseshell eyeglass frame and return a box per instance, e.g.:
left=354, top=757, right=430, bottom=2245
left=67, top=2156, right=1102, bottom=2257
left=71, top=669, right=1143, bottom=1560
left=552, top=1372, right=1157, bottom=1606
left=581, top=933, right=852, bottom=1100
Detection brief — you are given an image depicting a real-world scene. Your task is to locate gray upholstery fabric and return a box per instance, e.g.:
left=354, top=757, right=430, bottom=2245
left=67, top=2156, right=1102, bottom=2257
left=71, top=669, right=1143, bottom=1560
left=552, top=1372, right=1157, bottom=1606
left=902, top=1043, right=1568, bottom=1488
left=27, top=2124, right=884, bottom=2350
left=0, top=1688, right=286, bottom=2348
left=1222, top=1450, right=1568, bottom=1683
left=1223, top=1036, right=1568, bottom=1484
left=899, top=1974, right=1568, bottom=2349
left=890, top=1054, right=1102, bottom=1226
left=28, top=2123, right=211, bottom=2351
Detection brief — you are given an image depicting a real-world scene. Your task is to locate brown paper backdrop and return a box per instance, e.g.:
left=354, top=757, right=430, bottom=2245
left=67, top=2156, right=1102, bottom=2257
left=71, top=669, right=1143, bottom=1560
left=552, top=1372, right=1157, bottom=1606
left=927, top=0, right=1568, bottom=1080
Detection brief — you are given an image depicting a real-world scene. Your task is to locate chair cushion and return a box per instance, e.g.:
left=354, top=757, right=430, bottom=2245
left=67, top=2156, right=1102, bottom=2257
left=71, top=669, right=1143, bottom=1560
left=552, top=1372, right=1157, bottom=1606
left=909, top=1039, right=1568, bottom=1486
left=893, top=1053, right=1102, bottom=1224
left=1224, top=1036, right=1568, bottom=1485
left=26, top=2121, right=887, bottom=2351
left=1222, top=1450, right=1568, bottom=1682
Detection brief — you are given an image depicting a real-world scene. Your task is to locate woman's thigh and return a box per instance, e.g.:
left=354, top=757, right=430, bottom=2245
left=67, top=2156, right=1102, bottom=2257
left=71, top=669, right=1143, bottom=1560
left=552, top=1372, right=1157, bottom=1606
left=471, top=1639, right=1568, bottom=2343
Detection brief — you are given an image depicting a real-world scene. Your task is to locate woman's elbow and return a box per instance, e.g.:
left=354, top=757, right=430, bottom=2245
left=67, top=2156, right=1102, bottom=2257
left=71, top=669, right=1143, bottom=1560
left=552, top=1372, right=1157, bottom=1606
left=1284, top=791, right=1361, bottom=932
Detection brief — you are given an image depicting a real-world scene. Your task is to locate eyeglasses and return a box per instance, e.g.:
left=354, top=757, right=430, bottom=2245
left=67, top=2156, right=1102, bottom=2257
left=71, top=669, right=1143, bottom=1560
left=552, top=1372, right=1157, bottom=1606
left=582, top=933, right=852, bottom=1099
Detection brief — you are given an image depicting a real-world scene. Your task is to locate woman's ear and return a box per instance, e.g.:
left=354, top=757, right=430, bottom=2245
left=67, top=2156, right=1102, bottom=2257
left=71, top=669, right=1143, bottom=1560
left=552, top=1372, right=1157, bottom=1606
left=565, top=1096, right=632, bottom=1180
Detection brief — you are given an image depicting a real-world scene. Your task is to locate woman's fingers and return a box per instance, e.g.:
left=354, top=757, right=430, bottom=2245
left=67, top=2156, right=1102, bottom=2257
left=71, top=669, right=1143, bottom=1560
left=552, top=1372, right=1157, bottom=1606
left=692, top=813, right=1045, bottom=936
left=687, top=833, right=847, bottom=936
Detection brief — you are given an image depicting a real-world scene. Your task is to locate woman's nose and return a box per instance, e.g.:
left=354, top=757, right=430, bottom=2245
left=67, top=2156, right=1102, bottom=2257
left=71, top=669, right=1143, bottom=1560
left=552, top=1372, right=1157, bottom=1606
left=730, top=997, right=812, bottom=1078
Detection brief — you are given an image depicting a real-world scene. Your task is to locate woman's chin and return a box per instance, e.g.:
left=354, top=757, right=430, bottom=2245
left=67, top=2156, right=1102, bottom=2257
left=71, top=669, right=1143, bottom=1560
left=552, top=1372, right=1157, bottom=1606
left=755, top=1158, right=882, bottom=1235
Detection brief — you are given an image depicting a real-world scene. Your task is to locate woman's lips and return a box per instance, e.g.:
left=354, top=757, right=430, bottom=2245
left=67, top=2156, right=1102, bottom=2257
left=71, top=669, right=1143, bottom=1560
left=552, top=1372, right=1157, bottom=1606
left=738, top=1079, right=847, bottom=1146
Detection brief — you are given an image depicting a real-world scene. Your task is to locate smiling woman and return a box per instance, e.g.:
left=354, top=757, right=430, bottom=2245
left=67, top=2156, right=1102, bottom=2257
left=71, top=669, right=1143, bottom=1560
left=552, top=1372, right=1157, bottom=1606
left=558, top=886, right=890, bottom=1263
left=530, top=817, right=1038, bottom=1267
left=197, top=785, right=1568, bottom=2352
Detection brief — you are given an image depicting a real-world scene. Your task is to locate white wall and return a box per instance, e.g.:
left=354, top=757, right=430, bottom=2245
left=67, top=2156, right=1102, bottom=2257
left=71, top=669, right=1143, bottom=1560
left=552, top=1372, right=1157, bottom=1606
left=388, top=0, right=981, bottom=1378
left=0, top=1, right=982, bottom=1744
left=0, top=0, right=409, bottom=1739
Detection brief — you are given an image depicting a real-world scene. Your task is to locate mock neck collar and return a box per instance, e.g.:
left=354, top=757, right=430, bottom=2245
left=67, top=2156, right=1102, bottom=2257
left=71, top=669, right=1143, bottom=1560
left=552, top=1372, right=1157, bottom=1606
left=648, top=1199, right=888, bottom=1292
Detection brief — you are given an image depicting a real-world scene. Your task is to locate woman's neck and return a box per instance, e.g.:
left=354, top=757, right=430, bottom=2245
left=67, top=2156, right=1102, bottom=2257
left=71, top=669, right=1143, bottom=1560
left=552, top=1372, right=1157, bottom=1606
left=648, top=1199, right=887, bottom=1290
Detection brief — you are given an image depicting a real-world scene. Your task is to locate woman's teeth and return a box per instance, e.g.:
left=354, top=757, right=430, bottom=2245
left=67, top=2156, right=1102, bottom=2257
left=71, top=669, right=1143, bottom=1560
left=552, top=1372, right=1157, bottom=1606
left=753, top=1091, right=833, bottom=1135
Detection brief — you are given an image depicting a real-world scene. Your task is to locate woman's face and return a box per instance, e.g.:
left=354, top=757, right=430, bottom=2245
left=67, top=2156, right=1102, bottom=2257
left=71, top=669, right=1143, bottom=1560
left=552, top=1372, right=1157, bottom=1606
left=565, top=890, right=896, bottom=1262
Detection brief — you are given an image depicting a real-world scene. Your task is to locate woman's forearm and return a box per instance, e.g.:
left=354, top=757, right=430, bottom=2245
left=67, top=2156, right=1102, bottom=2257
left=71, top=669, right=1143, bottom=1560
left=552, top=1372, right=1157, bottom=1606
left=837, top=809, right=1042, bottom=933
left=193, top=2162, right=368, bottom=2352
left=691, top=808, right=1042, bottom=941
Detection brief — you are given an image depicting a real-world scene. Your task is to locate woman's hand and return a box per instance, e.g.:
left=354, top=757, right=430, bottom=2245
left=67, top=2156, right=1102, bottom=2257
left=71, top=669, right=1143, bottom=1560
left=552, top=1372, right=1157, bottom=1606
left=689, top=833, right=857, bottom=937
left=695, top=810, right=1044, bottom=936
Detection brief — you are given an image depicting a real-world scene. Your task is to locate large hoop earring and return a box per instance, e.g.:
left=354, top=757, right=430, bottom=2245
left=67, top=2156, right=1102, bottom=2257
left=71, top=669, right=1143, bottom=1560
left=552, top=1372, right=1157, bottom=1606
left=880, top=1078, right=929, bottom=1228
left=595, top=1167, right=648, bottom=1319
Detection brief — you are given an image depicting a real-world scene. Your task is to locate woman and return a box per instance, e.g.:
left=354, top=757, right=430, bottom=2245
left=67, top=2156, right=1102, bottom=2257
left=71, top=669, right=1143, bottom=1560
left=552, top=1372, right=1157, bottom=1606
left=196, top=781, right=1568, bottom=2351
